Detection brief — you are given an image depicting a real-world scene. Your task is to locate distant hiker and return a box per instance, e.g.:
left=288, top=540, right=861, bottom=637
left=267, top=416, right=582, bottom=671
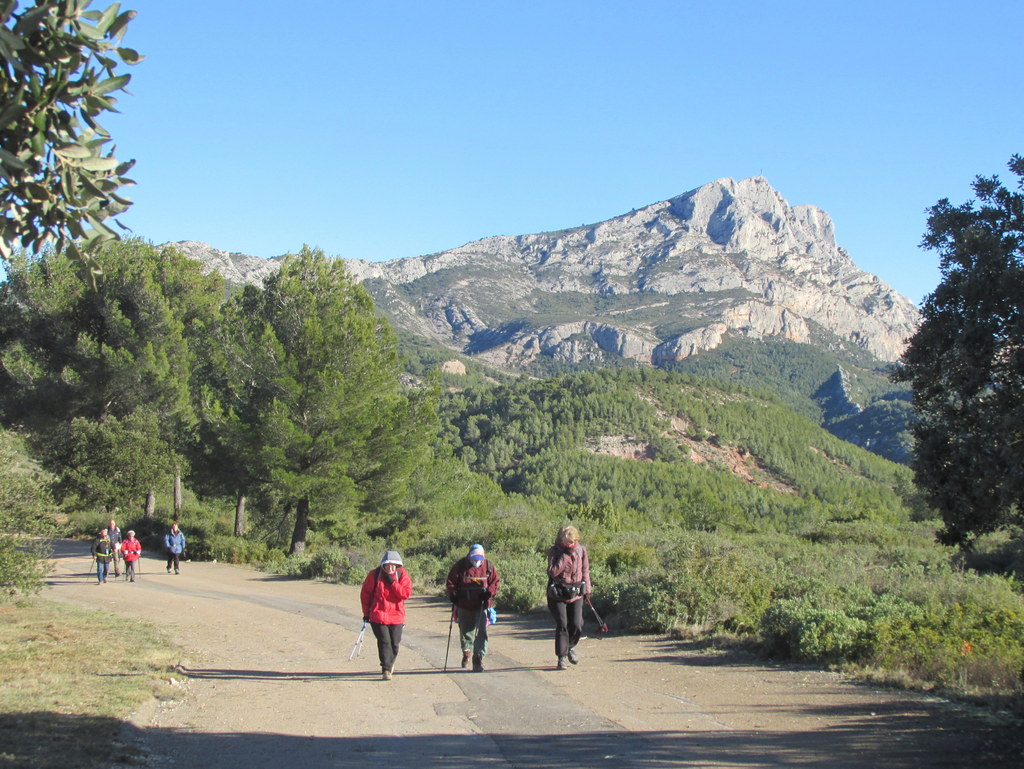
left=122, top=529, right=142, bottom=582
left=360, top=550, right=412, bottom=680
left=91, top=528, right=113, bottom=584
left=547, top=525, right=591, bottom=670
left=446, top=543, right=500, bottom=672
left=164, top=521, right=186, bottom=574
left=107, top=517, right=123, bottom=578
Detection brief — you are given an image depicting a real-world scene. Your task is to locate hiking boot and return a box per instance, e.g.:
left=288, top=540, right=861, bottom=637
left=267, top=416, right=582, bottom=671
left=472, top=655, right=484, bottom=672
left=556, top=656, right=568, bottom=670
left=567, top=648, right=579, bottom=665
left=461, top=650, right=472, bottom=669
left=382, top=668, right=393, bottom=681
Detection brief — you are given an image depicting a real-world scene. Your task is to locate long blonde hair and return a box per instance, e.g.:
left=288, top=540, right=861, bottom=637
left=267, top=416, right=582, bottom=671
left=556, top=525, right=580, bottom=546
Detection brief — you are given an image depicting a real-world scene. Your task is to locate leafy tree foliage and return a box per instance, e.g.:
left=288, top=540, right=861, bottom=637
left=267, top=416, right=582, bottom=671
left=0, top=240, right=223, bottom=511
left=207, top=248, right=436, bottom=554
left=894, top=156, right=1024, bottom=546
left=0, top=427, right=56, bottom=597
left=0, top=1, right=141, bottom=268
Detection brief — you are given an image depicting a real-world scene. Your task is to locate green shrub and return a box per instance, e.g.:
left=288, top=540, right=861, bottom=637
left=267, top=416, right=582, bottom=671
left=491, top=550, right=546, bottom=613
left=761, top=596, right=870, bottom=662
left=608, top=572, right=680, bottom=633
left=205, top=534, right=284, bottom=567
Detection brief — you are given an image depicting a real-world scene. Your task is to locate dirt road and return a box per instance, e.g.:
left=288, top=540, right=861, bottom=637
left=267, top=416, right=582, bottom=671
left=46, top=540, right=1022, bottom=768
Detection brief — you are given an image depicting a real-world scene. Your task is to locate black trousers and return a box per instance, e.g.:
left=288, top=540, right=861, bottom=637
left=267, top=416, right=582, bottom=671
left=370, top=622, right=404, bottom=672
left=547, top=597, right=584, bottom=658
left=166, top=551, right=180, bottom=572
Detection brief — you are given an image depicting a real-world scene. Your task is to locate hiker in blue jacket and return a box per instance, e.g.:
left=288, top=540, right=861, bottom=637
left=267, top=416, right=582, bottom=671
left=164, top=521, right=186, bottom=574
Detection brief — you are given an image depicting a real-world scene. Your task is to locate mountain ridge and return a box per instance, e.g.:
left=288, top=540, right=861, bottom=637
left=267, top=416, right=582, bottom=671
left=171, top=176, right=919, bottom=367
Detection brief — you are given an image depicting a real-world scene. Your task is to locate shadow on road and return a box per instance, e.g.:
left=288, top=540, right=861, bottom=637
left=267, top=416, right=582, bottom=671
left=3, top=709, right=1022, bottom=769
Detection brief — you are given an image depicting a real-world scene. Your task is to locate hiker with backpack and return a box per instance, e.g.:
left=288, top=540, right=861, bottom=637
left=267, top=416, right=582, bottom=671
left=360, top=550, right=412, bottom=680
left=547, top=525, right=591, bottom=670
left=446, top=543, right=500, bottom=672
left=91, top=527, right=114, bottom=584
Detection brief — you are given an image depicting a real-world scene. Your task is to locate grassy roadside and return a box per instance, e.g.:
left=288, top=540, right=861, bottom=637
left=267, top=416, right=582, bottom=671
left=0, top=600, right=181, bottom=769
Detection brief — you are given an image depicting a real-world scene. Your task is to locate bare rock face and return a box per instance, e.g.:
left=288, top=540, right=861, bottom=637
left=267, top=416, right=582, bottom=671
left=174, top=176, right=920, bottom=367
left=168, top=241, right=286, bottom=286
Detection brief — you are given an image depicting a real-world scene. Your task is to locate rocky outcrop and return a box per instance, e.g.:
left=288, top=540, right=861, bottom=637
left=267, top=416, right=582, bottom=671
left=174, top=176, right=920, bottom=368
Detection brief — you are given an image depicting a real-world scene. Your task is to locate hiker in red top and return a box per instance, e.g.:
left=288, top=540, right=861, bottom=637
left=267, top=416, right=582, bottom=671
left=446, top=543, right=500, bottom=672
left=547, top=525, right=591, bottom=670
left=360, top=550, right=412, bottom=680
left=121, top=529, right=142, bottom=582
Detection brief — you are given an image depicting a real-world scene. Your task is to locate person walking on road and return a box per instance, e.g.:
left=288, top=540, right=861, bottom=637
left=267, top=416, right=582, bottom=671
left=91, top=528, right=114, bottom=584
left=547, top=525, right=591, bottom=670
left=360, top=550, right=412, bottom=681
left=107, top=518, right=123, bottom=578
left=164, top=521, right=186, bottom=574
left=446, top=543, right=500, bottom=672
left=121, top=529, right=142, bottom=582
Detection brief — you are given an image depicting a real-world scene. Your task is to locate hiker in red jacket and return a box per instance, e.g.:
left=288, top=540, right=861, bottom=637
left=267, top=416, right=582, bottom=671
left=360, top=550, right=412, bottom=680
left=121, top=530, right=142, bottom=582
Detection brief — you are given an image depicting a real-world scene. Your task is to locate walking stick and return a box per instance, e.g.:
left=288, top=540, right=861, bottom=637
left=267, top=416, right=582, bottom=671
left=348, top=621, right=367, bottom=661
left=443, top=605, right=456, bottom=671
left=585, top=595, right=609, bottom=634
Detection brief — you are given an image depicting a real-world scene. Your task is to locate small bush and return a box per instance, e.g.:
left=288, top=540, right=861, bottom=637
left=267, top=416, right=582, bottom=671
left=491, top=550, right=546, bottom=613
left=761, top=597, right=870, bottom=662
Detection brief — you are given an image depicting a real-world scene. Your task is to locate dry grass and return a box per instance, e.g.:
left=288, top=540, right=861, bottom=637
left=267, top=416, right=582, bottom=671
left=0, top=600, right=180, bottom=769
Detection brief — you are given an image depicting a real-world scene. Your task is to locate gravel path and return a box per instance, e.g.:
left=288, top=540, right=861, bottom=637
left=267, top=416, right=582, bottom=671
left=46, top=540, right=1023, bottom=768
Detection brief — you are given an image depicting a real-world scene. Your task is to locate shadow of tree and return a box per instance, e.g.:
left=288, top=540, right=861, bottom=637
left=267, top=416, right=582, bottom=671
left=3, top=706, right=1023, bottom=769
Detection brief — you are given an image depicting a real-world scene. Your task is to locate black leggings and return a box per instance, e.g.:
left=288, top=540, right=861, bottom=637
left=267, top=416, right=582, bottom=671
left=370, top=622, right=404, bottom=672
left=548, top=597, right=584, bottom=658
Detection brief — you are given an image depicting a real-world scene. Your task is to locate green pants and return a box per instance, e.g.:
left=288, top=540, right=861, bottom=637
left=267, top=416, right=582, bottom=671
left=458, top=607, right=489, bottom=657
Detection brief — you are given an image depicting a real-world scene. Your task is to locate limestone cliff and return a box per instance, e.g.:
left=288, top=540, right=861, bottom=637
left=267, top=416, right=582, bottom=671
left=172, top=176, right=919, bottom=368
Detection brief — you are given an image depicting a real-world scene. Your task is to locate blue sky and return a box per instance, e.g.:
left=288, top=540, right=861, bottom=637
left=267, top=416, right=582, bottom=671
left=106, top=0, right=1022, bottom=305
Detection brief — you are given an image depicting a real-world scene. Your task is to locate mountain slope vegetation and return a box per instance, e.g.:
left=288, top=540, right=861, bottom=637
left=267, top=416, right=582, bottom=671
left=439, top=367, right=911, bottom=533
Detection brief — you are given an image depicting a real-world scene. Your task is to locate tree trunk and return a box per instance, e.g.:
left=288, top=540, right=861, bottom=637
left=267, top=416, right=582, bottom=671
left=289, top=497, right=309, bottom=555
left=234, top=493, right=247, bottom=537
left=173, top=470, right=182, bottom=516
left=144, top=490, right=156, bottom=519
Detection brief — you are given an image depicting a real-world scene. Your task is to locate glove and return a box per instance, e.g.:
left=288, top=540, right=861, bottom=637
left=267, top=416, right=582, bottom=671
left=449, top=594, right=457, bottom=604
left=481, top=590, right=491, bottom=600
left=362, top=616, right=369, bottom=623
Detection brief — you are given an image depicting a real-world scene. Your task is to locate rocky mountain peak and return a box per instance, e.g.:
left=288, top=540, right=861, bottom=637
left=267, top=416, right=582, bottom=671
left=669, top=176, right=839, bottom=261
left=175, top=176, right=920, bottom=366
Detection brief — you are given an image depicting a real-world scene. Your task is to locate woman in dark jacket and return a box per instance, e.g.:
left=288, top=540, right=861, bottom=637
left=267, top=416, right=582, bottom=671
left=446, top=543, right=500, bottom=672
left=546, top=525, right=591, bottom=670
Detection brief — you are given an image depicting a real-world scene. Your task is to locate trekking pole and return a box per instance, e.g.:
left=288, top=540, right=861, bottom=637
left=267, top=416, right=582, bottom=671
left=443, top=604, right=456, bottom=671
left=585, top=595, right=609, bottom=634
left=348, top=621, right=367, bottom=661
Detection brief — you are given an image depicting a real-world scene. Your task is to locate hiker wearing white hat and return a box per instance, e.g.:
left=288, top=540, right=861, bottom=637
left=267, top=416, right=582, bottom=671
left=360, top=550, right=412, bottom=680
left=445, top=543, right=500, bottom=672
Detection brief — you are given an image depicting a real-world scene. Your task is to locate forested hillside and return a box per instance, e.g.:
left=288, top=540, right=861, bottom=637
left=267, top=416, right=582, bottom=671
left=438, top=368, right=910, bottom=532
